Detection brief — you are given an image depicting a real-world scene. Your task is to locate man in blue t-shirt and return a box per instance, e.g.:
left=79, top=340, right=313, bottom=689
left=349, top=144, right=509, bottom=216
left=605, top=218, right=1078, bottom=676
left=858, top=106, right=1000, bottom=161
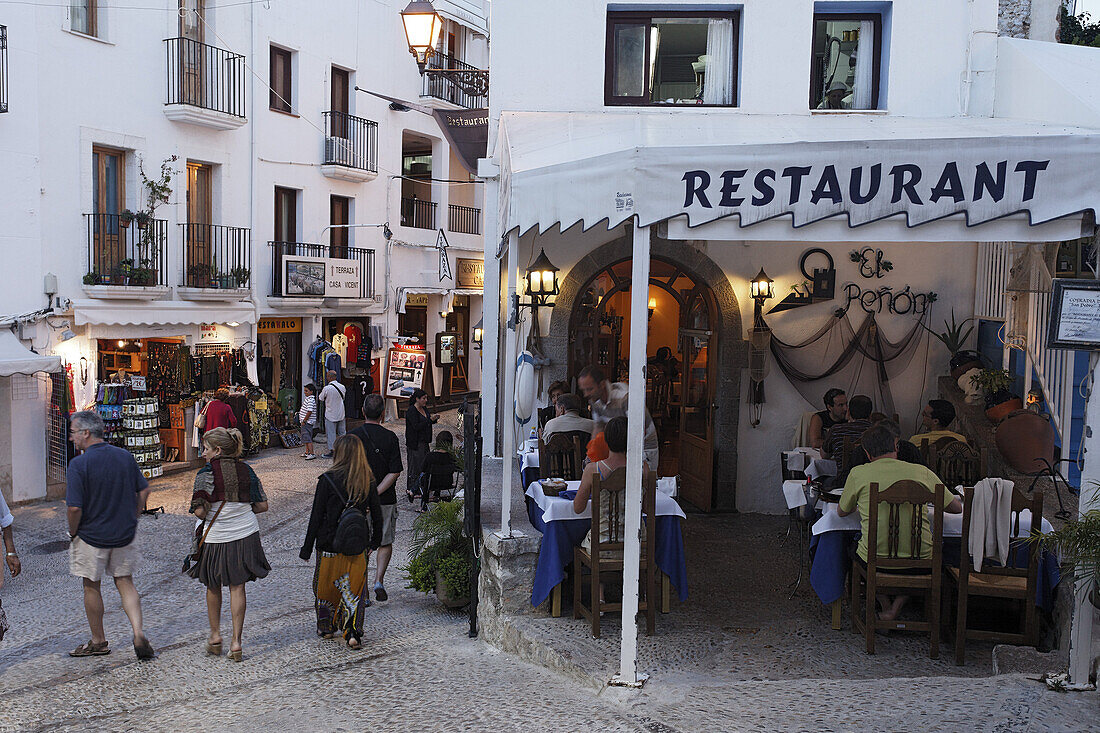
left=65, top=410, right=154, bottom=660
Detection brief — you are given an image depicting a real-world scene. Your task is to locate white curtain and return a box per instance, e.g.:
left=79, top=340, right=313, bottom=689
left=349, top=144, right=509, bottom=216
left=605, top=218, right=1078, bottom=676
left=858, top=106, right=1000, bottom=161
left=852, top=20, right=875, bottom=109
left=702, top=19, right=734, bottom=105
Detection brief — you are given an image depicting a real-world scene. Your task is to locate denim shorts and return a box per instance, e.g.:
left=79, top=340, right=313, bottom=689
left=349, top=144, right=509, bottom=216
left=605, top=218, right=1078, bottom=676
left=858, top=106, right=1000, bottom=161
left=300, top=422, right=315, bottom=444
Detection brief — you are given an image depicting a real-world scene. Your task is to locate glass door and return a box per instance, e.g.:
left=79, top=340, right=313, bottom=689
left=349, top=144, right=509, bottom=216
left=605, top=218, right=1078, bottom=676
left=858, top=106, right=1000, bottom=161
left=178, top=0, right=205, bottom=106
left=678, top=291, right=715, bottom=510
left=92, top=146, right=125, bottom=281
left=186, top=162, right=212, bottom=285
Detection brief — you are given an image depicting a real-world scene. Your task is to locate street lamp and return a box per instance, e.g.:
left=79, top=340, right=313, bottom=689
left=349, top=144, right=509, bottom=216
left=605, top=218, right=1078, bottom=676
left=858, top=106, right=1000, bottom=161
left=524, top=248, right=560, bottom=308
left=750, top=268, right=774, bottom=325
left=400, top=0, right=444, bottom=73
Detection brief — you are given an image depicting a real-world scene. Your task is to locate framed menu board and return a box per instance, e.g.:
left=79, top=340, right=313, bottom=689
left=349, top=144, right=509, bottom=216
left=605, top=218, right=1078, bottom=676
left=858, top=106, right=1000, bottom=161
left=385, top=347, right=430, bottom=398
left=1047, top=279, right=1100, bottom=350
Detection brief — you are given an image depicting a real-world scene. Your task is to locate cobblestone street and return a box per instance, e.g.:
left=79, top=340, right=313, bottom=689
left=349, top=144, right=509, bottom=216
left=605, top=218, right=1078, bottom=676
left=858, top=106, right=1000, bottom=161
left=1, top=414, right=1098, bottom=731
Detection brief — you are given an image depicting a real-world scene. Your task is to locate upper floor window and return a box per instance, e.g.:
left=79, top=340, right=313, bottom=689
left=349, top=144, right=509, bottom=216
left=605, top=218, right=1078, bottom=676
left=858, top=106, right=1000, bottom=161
left=269, top=45, right=293, bottom=113
left=70, top=0, right=99, bottom=37
left=810, top=14, right=882, bottom=110
left=605, top=11, right=738, bottom=107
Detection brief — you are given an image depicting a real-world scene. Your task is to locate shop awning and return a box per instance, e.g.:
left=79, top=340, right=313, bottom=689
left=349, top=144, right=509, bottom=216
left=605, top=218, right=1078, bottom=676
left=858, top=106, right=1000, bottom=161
left=496, top=111, right=1100, bottom=236
left=72, top=301, right=257, bottom=327
left=0, top=330, right=61, bottom=376
left=397, top=287, right=482, bottom=314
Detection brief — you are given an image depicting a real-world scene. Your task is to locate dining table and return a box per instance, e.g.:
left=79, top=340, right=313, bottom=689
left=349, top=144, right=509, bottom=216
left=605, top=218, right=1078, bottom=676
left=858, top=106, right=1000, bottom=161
left=525, top=479, right=689, bottom=614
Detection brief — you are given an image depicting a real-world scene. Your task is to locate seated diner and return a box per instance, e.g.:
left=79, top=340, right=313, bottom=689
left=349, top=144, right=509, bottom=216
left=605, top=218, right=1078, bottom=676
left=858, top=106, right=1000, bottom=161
left=837, top=422, right=962, bottom=622
left=809, top=388, right=848, bottom=450
left=543, top=393, right=596, bottom=444
left=573, top=416, right=651, bottom=553
left=910, top=399, right=968, bottom=447
left=822, top=394, right=874, bottom=476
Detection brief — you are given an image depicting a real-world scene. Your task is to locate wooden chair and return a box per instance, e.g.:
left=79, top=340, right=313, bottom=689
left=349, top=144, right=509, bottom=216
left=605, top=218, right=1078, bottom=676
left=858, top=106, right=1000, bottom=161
left=948, top=485, right=1043, bottom=666
left=536, top=405, right=555, bottom=430
left=538, top=433, right=586, bottom=481
left=932, top=441, right=985, bottom=490
left=918, top=436, right=959, bottom=464
left=851, top=480, right=945, bottom=658
left=573, top=468, right=657, bottom=638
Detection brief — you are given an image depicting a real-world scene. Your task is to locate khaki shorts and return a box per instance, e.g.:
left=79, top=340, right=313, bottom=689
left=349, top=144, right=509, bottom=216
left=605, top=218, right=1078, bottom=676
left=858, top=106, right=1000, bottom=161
left=69, top=536, right=140, bottom=582
left=378, top=504, right=397, bottom=547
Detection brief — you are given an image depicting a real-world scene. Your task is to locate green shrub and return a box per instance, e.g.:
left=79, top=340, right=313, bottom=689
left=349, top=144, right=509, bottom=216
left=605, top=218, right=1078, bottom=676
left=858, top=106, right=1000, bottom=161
left=437, top=552, right=471, bottom=599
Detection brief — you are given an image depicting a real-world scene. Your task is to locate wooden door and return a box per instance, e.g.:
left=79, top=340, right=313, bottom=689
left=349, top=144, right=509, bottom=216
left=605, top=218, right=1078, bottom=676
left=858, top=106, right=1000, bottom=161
left=186, top=162, right=212, bottom=284
left=274, top=186, right=297, bottom=292
left=331, top=67, right=349, bottom=137
left=92, top=146, right=125, bottom=278
left=178, top=0, right=205, bottom=105
left=678, top=290, right=716, bottom=510
left=329, top=195, right=349, bottom=259
left=446, top=304, right=469, bottom=393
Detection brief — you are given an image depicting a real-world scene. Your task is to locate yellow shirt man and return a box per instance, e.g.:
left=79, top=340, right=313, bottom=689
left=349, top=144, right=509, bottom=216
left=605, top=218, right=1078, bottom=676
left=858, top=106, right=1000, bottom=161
left=910, top=429, right=968, bottom=447
left=839, top=458, right=956, bottom=562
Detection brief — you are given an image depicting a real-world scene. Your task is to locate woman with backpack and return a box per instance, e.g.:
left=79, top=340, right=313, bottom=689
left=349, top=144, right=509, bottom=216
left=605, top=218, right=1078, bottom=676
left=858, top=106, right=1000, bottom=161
left=300, top=435, right=383, bottom=648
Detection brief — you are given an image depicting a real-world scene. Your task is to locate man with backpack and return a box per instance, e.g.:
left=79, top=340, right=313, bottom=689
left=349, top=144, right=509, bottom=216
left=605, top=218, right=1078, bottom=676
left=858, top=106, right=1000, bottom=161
left=349, top=394, right=403, bottom=602
left=319, top=371, right=348, bottom=459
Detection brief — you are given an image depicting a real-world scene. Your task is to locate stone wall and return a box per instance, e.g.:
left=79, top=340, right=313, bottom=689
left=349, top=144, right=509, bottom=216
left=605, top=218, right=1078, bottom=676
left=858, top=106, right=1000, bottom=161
left=1000, top=0, right=1033, bottom=38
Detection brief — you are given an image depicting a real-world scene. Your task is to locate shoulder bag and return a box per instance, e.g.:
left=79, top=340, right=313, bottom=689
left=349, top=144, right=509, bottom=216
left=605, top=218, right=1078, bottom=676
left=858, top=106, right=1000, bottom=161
left=182, top=500, right=226, bottom=573
left=194, top=401, right=209, bottom=430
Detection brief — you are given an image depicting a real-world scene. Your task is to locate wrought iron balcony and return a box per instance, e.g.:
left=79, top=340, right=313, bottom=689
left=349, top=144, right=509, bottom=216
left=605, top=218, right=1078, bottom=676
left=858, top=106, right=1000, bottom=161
left=84, top=213, right=168, bottom=287
left=164, top=37, right=246, bottom=128
left=180, top=224, right=252, bottom=290
left=321, top=111, right=378, bottom=181
left=401, top=197, right=438, bottom=230
left=268, top=241, right=376, bottom=299
left=421, top=53, right=488, bottom=109
left=0, top=25, right=8, bottom=114
left=448, top=204, right=481, bottom=235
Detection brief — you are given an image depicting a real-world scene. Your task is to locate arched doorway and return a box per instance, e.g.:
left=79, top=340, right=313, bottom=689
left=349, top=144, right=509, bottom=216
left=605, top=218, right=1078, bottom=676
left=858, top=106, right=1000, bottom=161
left=544, top=232, right=745, bottom=512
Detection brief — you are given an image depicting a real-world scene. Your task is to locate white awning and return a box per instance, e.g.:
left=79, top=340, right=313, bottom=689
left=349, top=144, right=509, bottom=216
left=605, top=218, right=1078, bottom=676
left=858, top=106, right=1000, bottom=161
left=396, top=287, right=482, bottom=314
left=496, top=111, right=1100, bottom=236
left=0, top=330, right=61, bottom=376
left=72, top=301, right=257, bottom=327
left=432, top=0, right=489, bottom=36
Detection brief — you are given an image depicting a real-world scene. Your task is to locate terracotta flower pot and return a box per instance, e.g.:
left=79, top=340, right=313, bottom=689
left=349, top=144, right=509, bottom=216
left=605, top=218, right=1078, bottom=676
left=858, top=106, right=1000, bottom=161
left=995, top=409, right=1056, bottom=473
left=985, top=397, right=1023, bottom=424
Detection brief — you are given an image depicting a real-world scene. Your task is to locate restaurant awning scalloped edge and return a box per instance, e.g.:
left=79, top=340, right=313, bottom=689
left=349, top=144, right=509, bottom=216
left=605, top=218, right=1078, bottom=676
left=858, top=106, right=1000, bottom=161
left=72, top=301, right=258, bottom=328
left=496, top=111, right=1100, bottom=238
left=0, top=329, right=61, bottom=376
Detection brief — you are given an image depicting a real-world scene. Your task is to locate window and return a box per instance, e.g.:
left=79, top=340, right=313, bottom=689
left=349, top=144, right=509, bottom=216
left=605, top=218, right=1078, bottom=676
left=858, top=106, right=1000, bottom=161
left=269, top=45, right=293, bottom=113
left=92, top=146, right=124, bottom=217
left=605, top=11, right=738, bottom=106
left=70, top=0, right=98, bottom=37
left=810, top=14, right=882, bottom=110
left=274, top=186, right=297, bottom=243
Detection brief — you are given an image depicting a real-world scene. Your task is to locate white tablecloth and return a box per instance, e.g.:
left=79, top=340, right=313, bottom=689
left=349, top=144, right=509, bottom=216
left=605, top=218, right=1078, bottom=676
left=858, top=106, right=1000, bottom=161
left=784, top=448, right=822, bottom=473
left=525, top=480, right=687, bottom=523
left=813, top=501, right=1055, bottom=538
left=805, top=458, right=838, bottom=481
left=523, top=450, right=678, bottom=497
left=520, top=449, right=539, bottom=474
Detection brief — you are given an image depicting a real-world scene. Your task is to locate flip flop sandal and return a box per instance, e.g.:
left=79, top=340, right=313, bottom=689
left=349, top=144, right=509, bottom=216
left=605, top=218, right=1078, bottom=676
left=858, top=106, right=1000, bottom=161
left=134, top=638, right=155, bottom=660
left=205, top=641, right=223, bottom=656
left=70, top=641, right=110, bottom=657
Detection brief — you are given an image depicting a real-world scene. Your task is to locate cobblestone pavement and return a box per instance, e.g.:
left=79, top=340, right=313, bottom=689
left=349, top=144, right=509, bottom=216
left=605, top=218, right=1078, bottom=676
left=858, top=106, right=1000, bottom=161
left=1, top=412, right=1098, bottom=731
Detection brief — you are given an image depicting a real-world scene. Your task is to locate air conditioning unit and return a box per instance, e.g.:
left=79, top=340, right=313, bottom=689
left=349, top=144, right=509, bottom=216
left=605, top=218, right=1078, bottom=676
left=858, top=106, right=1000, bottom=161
left=324, top=136, right=356, bottom=167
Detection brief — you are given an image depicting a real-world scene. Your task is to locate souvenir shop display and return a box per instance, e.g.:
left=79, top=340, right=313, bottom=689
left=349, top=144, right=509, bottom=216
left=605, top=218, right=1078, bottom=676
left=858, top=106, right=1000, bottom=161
left=122, top=397, right=163, bottom=479
left=95, top=383, right=132, bottom=446
left=385, top=346, right=430, bottom=399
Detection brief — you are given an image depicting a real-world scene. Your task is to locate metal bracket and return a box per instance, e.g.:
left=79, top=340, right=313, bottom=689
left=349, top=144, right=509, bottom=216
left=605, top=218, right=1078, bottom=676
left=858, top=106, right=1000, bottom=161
left=424, top=68, right=489, bottom=97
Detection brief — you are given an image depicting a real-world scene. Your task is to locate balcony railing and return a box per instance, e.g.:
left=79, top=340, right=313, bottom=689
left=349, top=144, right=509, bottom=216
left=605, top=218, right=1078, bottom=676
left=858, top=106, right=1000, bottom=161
left=180, top=224, right=252, bottom=289
left=401, top=197, right=437, bottom=230
left=164, top=37, right=246, bottom=119
left=1, top=25, right=8, bottom=114
left=269, top=241, right=376, bottom=299
left=448, top=204, right=481, bottom=235
left=422, top=53, right=488, bottom=109
left=322, top=111, right=378, bottom=172
left=84, top=213, right=168, bottom=287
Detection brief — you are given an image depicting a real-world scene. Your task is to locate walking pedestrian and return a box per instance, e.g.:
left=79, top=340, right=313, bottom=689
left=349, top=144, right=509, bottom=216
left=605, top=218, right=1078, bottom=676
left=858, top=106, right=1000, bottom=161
left=65, top=410, right=154, bottom=660
left=300, top=435, right=383, bottom=648
left=1, top=486, right=21, bottom=640
left=404, top=388, right=437, bottom=503
left=299, top=383, right=318, bottom=460
left=349, top=394, right=403, bottom=602
left=187, top=427, right=270, bottom=662
left=319, top=371, right=347, bottom=458
left=202, top=388, right=238, bottom=431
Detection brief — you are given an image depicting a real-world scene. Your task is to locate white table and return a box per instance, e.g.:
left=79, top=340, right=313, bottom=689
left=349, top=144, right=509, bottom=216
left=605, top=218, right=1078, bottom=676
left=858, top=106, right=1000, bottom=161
left=525, top=480, right=687, bottom=522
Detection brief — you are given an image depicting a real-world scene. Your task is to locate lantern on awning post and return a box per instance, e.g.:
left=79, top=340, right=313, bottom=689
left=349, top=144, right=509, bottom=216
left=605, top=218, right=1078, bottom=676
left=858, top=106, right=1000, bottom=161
left=400, top=0, right=444, bottom=73
left=524, top=248, right=560, bottom=308
left=472, top=318, right=483, bottom=350
left=749, top=268, right=774, bottom=427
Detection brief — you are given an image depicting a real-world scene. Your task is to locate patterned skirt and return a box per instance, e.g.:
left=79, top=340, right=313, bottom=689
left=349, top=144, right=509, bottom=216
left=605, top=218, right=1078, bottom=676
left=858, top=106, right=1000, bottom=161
left=313, top=551, right=370, bottom=642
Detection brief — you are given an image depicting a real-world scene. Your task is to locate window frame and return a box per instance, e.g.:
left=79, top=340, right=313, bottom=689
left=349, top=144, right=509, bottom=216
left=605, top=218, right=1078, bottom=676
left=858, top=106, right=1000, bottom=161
left=808, top=12, right=883, bottom=111
left=70, top=0, right=99, bottom=38
left=604, top=9, right=739, bottom=108
left=269, top=45, right=293, bottom=114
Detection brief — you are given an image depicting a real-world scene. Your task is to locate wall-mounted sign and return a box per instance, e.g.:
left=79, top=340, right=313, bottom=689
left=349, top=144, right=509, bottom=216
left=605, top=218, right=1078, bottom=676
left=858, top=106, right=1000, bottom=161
left=283, top=256, right=361, bottom=298
left=436, top=331, right=458, bottom=366
left=1047, top=278, right=1100, bottom=350
left=130, top=375, right=146, bottom=392
left=850, top=247, right=894, bottom=279
left=258, top=317, right=302, bottom=333
left=199, top=324, right=221, bottom=342
left=385, top=346, right=429, bottom=399
left=405, top=293, right=429, bottom=308
left=456, top=258, right=485, bottom=289
left=437, top=229, right=453, bottom=282
left=768, top=248, right=836, bottom=314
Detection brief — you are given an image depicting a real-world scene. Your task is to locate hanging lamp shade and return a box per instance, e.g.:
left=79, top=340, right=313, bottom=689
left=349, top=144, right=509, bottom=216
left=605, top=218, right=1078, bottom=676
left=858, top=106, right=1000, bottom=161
left=400, top=0, right=444, bottom=71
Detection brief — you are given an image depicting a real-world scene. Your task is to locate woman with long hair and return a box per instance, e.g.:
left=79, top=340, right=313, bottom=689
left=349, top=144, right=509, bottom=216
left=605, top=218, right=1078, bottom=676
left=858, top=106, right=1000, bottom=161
left=300, top=435, right=383, bottom=648
left=187, top=428, right=270, bottom=662
left=404, top=388, right=438, bottom=503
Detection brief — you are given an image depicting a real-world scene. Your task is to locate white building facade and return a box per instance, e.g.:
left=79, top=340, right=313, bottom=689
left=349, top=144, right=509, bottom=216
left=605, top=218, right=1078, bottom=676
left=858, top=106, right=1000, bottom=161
left=0, top=0, right=489, bottom=503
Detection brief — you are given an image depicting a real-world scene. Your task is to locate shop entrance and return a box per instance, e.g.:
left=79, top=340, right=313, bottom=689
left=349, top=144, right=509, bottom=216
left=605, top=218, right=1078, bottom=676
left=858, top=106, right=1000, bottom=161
left=567, top=257, right=719, bottom=510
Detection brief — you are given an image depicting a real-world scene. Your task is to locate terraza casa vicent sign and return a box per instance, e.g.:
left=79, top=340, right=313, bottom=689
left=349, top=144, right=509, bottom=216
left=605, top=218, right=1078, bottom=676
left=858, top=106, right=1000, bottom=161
left=682, top=160, right=1049, bottom=212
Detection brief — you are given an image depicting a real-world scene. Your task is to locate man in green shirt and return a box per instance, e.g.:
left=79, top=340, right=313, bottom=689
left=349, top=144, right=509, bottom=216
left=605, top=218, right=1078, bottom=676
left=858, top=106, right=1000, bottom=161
left=838, top=422, right=962, bottom=621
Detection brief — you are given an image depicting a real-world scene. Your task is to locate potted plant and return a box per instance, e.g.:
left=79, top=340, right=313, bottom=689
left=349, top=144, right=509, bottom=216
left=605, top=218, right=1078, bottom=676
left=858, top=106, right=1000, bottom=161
left=83, top=270, right=102, bottom=285
left=923, top=309, right=981, bottom=379
left=118, top=209, right=135, bottom=229
left=970, top=368, right=1023, bottom=422
left=134, top=211, right=151, bottom=230
left=405, top=499, right=472, bottom=608
left=229, top=266, right=251, bottom=288
left=115, top=258, right=135, bottom=285
left=129, top=266, right=155, bottom=287
left=187, top=263, right=215, bottom=287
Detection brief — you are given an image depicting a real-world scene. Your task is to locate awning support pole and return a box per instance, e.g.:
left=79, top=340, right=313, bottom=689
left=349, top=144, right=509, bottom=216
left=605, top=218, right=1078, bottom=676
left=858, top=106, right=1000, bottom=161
left=500, top=230, right=519, bottom=536
left=618, top=223, right=650, bottom=684
left=1068, top=355, right=1100, bottom=684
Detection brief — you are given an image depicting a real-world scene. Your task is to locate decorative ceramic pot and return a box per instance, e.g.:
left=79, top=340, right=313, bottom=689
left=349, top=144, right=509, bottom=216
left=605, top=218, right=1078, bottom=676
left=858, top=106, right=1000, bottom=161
left=985, top=397, right=1023, bottom=423
left=994, top=409, right=1056, bottom=473
left=950, top=350, right=983, bottom=380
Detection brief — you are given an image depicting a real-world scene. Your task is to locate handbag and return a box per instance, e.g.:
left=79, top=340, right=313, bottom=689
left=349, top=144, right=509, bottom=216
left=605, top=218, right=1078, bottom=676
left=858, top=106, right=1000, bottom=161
left=194, top=402, right=209, bottom=430
left=182, top=500, right=226, bottom=573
